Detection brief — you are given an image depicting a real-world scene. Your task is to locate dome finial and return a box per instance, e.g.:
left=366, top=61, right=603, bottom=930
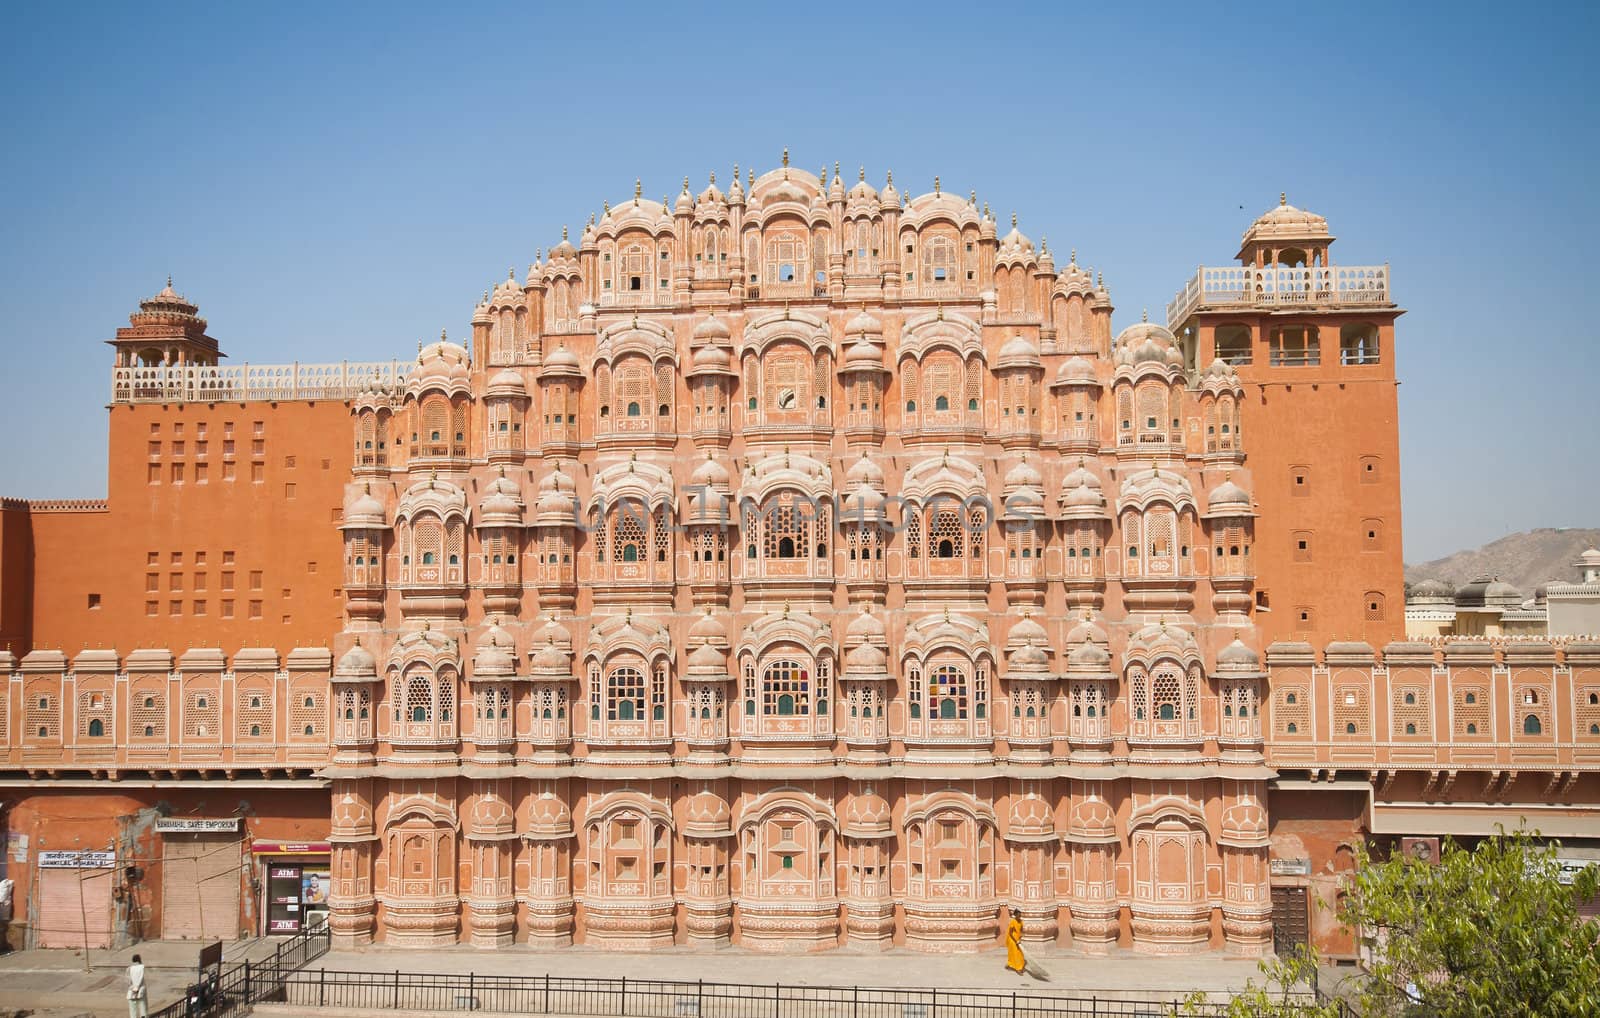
left=933, top=175, right=940, bottom=195
left=603, top=199, right=610, bottom=216
left=858, top=165, right=865, bottom=182
left=983, top=201, right=990, bottom=218
left=1011, top=211, right=1017, bottom=229
left=634, top=178, right=641, bottom=203
left=1280, top=191, right=1287, bottom=206
left=709, top=170, right=717, bottom=185
left=833, top=160, right=840, bottom=183
left=1070, top=248, right=1077, bottom=265
left=1142, top=308, right=1148, bottom=323
left=682, top=176, right=690, bottom=193
left=747, top=167, right=754, bottom=188
left=1041, top=235, right=1048, bottom=254
left=936, top=303, right=944, bottom=321
left=508, top=266, right=515, bottom=281
left=562, top=224, right=568, bottom=241
left=782, top=146, right=789, bottom=168
left=440, top=327, right=447, bottom=342
left=969, top=189, right=976, bottom=206
left=886, top=169, right=893, bottom=186
left=166, top=274, right=172, bottom=288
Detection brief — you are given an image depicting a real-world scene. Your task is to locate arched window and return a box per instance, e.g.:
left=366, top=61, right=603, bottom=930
left=88, top=719, right=105, bottom=737
left=1152, top=666, right=1181, bottom=722
left=407, top=673, right=432, bottom=724
left=608, top=667, right=646, bottom=721
left=930, top=664, right=968, bottom=719
left=1523, top=714, right=1542, bottom=735
left=762, top=659, right=811, bottom=716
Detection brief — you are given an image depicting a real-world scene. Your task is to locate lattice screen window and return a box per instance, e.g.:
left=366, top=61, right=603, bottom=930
left=238, top=687, right=273, bottom=739
left=0, top=685, right=8, bottom=741
left=436, top=675, right=455, bottom=724
left=406, top=674, right=433, bottom=722
left=608, top=667, right=646, bottom=721
left=928, top=508, right=964, bottom=558
left=130, top=688, right=166, bottom=740
left=25, top=688, right=58, bottom=740
left=652, top=508, right=670, bottom=562
left=1273, top=686, right=1309, bottom=736
left=291, top=688, right=324, bottom=738
left=78, top=689, right=112, bottom=738
left=1152, top=668, right=1182, bottom=721
left=964, top=359, right=982, bottom=411
left=187, top=686, right=221, bottom=740
left=655, top=363, right=673, bottom=416
left=1012, top=684, right=1043, bottom=718
left=1391, top=686, right=1430, bottom=738
left=1129, top=666, right=1148, bottom=723
left=613, top=508, right=645, bottom=562
left=1137, top=385, right=1163, bottom=435
left=924, top=356, right=959, bottom=414
left=1453, top=686, right=1489, bottom=738
left=1515, top=686, right=1550, bottom=737
left=1333, top=686, right=1369, bottom=737
left=1577, top=688, right=1600, bottom=737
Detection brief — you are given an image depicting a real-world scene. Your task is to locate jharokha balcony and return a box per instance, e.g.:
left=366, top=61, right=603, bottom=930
left=1166, top=264, right=1392, bottom=326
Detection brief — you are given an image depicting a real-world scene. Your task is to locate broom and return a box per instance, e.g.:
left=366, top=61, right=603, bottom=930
left=1021, top=949, right=1052, bottom=982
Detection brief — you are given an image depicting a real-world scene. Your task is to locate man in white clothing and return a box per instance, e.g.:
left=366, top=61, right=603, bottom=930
left=126, top=952, right=148, bottom=1018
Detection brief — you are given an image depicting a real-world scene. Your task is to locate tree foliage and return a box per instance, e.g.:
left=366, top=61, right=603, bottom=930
left=1187, top=828, right=1600, bottom=1017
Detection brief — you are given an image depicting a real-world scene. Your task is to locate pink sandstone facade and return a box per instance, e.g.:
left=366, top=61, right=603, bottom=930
left=3, top=162, right=1599, bottom=958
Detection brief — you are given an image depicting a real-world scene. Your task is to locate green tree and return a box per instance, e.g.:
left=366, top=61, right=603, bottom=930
left=1186, top=828, right=1600, bottom=1017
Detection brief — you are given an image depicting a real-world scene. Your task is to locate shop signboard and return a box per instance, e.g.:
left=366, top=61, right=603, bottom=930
left=38, top=850, right=116, bottom=869
left=155, top=818, right=242, bottom=833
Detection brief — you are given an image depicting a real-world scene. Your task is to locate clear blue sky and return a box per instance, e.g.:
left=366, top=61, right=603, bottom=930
left=2, top=2, right=1594, bottom=562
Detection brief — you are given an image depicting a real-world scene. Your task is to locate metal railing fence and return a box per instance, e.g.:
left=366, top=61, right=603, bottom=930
left=278, top=968, right=1311, bottom=1017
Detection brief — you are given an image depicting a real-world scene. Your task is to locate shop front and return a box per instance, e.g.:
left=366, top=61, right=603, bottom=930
left=252, top=840, right=331, bottom=935
left=156, top=817, right=245, bottom=941
left=35, top=849, right=116, bottom=949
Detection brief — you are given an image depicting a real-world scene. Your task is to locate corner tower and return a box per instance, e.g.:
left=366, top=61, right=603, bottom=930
left=1167, top=197, right=1404, bottom=644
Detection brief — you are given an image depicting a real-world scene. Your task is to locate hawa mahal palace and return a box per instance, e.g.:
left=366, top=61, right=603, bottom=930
left=2, top=158, right=1597, bottom=958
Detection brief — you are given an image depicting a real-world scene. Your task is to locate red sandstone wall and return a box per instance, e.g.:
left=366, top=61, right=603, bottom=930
left=1200, top=316, right=1405, bottom=646
left=28, top=401, right=351, bottom=656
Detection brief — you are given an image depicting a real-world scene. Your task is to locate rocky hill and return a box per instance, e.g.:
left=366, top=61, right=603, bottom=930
left=1406, top=528, right=1600, bottom=595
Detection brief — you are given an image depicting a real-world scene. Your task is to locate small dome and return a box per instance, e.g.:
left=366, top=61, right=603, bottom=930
left=542, top=343, right=581, bottom=374
left=847, top=308, right=884, bottom=337
left=477, top=470, right=523, bottom=523
left=1008, top=642, right=1050, bottom=674
left=474, top=622, right=516, bottom=677
left=1054, top=356, right=1099, bottom=386
left=1409, top=578, right=1455, bottom=603
left=684, top=790, right=732, bottom=837
left=688, top=609, right=729, bottom=646
left=528, top=792, right=573, bottom=838
left=534, top=466, right=577, bottom=523
left=846, top=606, right=887, bottom=643
left=1004, top=456, right=1043, bottom=491
left=878, top=173, right=899, bottom=208
left=529, top=639, right=570, bottom=675
left=1066, top=640, right=1112, bottom=674
left=343, top=486, right=388, bottom=529
left=845, top=641, right=888, bottom=672
left=692, top=314, right=731, bottom=343
left=845, top=452, right=885, bottom=489
left=844, top=791, right=892, bottom=837
left=411, top=338, right=471, bottom=390
left=1455, top=576, right=1523, bottom=610
left=1066, top=613, right=1108, bottom=646
left=691, top=453, right=731, bottom=490
left=689, top=343, right=732, bottom=374
left=1207, top=478, right=1252, bottom=512
left=487, top=367, right=526, bottom=399
left=843, top=335, right=886, bottom=371
left=335, top=642, right=377, bottom=679
left=687, top=642, right=726, bottom=675
left=1008, top=615, right=1048, bottom=648
left=997, top=334, right=1041, bottom=370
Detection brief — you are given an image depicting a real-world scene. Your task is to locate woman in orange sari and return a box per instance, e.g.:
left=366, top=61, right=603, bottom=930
left=1004, top=908, right=1025, bottom=975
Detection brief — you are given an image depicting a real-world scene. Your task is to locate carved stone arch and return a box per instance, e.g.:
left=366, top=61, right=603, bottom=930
left=737, top=787, right=838, bottom=834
